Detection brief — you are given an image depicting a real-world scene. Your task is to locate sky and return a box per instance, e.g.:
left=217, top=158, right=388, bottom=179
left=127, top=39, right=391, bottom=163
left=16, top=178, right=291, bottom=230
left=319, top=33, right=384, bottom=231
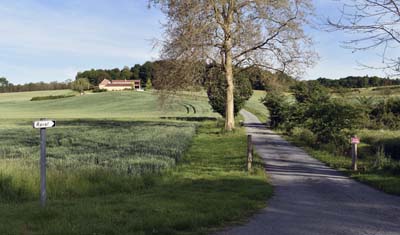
left=0, top=0, right=398, bottom=84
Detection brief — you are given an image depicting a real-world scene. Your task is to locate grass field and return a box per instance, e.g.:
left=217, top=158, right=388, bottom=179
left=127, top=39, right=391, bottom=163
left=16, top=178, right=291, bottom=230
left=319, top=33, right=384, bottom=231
left=0, top=89, right=271, bottom=234
left=0, top=90, right=217, bottom=119
left=330, top=85, right=400, bottom=100
left=0, top=90, right=213, bottom=200
left=0, top=120, right=196, bottom=200
left=244, top=90, right=268, bottom=123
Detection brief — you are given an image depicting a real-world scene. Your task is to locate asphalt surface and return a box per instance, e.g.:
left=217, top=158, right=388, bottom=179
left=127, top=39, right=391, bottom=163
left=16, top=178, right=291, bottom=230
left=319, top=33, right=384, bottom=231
left=218, top=110, right=400, bottom=235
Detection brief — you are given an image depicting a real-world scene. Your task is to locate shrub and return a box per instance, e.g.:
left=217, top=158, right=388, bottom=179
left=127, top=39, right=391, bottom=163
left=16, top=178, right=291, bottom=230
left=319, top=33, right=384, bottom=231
left=30, top=94, right=75, bottom=101
left=92, top=87, right=107, bottom=93
left=206, top=69, right=253, bottom=117
left=292, top=127, right=317, bottom=147
left=290, top=81, right=330, bottom=104
left=145, top=79, right=153, bottom=90
left=369, top=98, right=400, bottom=129
left=305, top=99, right=360, bottom=145
left=262, top=91, right=289, bottom=128
left=72, top=78, right=91, bottom=94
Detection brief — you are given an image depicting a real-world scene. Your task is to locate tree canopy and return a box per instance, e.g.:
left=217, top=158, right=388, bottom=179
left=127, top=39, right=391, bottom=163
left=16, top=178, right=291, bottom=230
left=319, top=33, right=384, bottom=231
left=0, top=77, right=9, bottom=87
left=151, top=0, right=316, bottom=130
left=75, top=62, right=154, bottom=87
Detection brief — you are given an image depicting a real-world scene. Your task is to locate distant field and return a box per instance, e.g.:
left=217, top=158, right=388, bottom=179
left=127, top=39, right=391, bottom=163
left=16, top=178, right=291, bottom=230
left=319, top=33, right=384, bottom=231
left=244, top=90, right=268, bottom=123
left=0, top=89, right=217, bottom=120
left=0, top=90, right=76, bottom=102
left=332, top=85, right=400, bottom=99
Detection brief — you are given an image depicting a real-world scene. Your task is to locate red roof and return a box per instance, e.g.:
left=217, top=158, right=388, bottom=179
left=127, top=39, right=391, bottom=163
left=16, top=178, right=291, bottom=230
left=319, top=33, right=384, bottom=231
left=105, top=84, right=136, bottom=87
left=110, top=80, right=140, bottom=84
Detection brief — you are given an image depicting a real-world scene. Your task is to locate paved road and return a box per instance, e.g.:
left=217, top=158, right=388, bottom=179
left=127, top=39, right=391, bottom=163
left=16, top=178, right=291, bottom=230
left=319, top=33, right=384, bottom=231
left=219, top=110, right=400, bottom=235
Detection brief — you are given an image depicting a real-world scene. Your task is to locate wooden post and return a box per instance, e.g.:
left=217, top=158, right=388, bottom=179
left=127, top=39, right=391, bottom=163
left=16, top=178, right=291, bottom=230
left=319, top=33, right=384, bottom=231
left=351, top=136, right=358, bottom=171
left=40, top=119, right=47, bottom=207
left=247, top=135, right=253, bottom=171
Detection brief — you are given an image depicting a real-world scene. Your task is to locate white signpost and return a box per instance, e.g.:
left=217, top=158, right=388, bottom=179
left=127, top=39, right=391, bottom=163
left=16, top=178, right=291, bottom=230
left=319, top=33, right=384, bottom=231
left=351, top=136, right=360, bottom=171
left=33, top=120, right=56, bottom=129
left=33, top=119, right=56, bottom=207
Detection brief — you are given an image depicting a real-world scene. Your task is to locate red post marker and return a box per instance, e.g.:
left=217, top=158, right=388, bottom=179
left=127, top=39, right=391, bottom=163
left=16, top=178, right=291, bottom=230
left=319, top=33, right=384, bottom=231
left=351, top=137, right=360, bottom=144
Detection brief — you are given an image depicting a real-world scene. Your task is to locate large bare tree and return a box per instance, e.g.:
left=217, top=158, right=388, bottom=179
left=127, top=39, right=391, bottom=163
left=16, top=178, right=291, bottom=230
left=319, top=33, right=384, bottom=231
left=328, top=0, right=400, bottom=75
left=151, top=0, right=316, bottom=131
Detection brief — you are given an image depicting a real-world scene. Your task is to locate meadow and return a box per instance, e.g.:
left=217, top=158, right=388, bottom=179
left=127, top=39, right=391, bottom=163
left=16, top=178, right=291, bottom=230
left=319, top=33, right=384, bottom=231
left=0, top=90, right=216, bottom=119
left=332, top=85, right=400, bottom=99
left=0, top=89, right=271, bottom=234
left=0, top=90, right=212, bottom=201
left=0, top=120, right=196, bottom=200
left=244, top=90, right=268, bottom=124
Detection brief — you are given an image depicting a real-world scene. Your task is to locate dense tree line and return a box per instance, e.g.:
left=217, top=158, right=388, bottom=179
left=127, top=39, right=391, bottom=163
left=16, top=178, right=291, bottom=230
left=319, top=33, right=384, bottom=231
left=314, top=76, right=400, bottom=89
left=76, top=61, right=295, bottom=92
left=75, top=62, right=153, bottom=87
left=0, top=77, right=71, bottom=93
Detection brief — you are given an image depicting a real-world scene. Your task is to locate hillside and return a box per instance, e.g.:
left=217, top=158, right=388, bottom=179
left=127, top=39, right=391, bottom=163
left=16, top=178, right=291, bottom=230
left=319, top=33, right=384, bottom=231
left=0, top=90, right=217, bottom=120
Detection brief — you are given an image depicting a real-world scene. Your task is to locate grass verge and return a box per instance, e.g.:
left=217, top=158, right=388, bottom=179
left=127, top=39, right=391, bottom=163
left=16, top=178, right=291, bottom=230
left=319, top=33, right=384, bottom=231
left=285, top=135, right=400, bottom=196
left=0, top=120, right=272, bottom=235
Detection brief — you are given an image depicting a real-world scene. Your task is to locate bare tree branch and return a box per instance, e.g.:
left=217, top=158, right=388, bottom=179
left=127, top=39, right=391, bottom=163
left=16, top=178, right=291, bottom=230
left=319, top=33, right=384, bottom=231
left=150, top=0, right=317, bottom=130
left=328, top=0, right=400, bottom=75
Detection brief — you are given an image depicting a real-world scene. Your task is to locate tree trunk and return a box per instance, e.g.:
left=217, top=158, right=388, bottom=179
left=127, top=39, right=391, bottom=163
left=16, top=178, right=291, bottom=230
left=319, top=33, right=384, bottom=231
left=224, top=39, right=235, bottom=131
left=223, top=4, right=235, bottom=131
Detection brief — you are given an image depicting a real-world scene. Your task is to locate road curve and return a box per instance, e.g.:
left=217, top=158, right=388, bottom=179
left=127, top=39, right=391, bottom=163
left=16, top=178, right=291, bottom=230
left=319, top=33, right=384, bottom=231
left=218, top=110, right=400, bottom=235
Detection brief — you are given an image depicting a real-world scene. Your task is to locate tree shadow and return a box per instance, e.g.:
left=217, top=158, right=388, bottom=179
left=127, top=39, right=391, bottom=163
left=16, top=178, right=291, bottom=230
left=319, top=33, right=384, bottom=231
left=160, top=116, right=218, bottom=122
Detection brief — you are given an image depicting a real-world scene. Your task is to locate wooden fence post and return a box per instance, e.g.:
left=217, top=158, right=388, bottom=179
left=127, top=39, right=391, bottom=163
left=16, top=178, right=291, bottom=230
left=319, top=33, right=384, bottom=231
left=247, top=135, right=253, bottom=171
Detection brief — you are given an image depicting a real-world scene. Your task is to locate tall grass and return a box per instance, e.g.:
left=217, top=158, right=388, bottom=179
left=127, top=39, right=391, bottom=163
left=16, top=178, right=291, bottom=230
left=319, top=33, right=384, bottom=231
left=0, top=120, right=196, bottom=201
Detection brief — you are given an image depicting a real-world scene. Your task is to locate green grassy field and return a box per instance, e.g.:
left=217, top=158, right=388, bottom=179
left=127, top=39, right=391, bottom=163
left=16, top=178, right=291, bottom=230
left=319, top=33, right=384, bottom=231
left=244, top=90, right=268, bottom=123
left=0, top=90, right=213, bottom=200
left=0, top=90, right=216, bottom=119
left=0, top=120, right=196, bottom=200
left=330, top=85, right=400, bottom=100
left=0, top=89, right=271, bottom=234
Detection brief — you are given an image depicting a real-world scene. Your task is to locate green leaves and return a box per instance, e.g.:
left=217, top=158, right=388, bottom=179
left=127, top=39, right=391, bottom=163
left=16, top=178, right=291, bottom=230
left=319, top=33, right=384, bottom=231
left=206, top=68, right=253, bottom=117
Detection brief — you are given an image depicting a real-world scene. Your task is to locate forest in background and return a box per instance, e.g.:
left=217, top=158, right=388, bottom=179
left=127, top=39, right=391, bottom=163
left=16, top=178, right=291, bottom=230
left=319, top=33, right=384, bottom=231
left=2, top=61, right=400, bottom=94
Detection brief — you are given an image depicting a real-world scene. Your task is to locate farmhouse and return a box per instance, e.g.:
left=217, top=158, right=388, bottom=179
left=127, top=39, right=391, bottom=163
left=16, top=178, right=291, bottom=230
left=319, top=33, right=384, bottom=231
left=99, top=79, right=141, bottom=91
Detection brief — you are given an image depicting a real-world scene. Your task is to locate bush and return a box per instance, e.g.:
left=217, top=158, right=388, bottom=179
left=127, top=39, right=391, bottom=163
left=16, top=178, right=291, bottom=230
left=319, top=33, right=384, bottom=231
left=72, top=78, right=91, bottom=94
left=292, top=127, right=317, bottom=147
left=371, top=139, right=400, bottom=161
left=262, top=91, right=289, bottom=128
left=206, top=69, right=253, bottom=117
left=92, top=87, right=107, bottom=93
left=290, top=81, right=329, bottom=104
left=370, top=98, right=400, bottom=129
left=30, top=94, right=75, bottom=101
left=305, top=99, right=360, bottom=145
